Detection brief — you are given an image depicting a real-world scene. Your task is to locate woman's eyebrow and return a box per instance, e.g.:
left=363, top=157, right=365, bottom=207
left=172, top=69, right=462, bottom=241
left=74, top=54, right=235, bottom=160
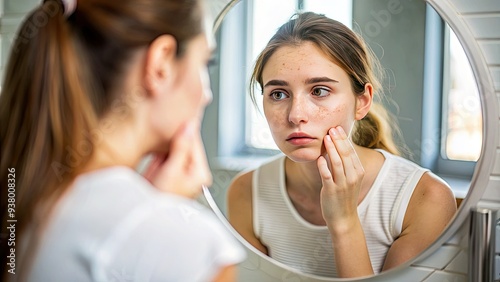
left=264, top=79, right=288, bottom=87
left=264, top=77, right=339, bottom=88
left=305, top=77, right=339, bottom=84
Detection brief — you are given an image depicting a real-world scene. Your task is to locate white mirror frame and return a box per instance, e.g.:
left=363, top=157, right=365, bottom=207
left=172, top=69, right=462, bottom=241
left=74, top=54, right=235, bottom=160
left=205, top=0, right=500, bottom=281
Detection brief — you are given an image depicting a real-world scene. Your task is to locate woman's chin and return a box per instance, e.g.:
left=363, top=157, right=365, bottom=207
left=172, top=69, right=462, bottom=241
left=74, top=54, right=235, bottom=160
left=284, top=148, right=322, bottom=163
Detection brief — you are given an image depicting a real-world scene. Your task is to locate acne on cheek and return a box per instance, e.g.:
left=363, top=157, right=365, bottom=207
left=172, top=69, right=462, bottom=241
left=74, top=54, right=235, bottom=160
left=268, top=112, right=289, bottom=129
left=264, top=107, right=289, bottom=137
left=318, top=104, right=351, bottom=133
left=318, top=107, right=333, bottom=118
left=318, top=104, right=343, bottom=119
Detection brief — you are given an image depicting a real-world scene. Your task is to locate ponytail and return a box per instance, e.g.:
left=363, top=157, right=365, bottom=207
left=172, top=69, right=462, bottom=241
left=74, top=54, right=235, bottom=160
left=0, top=0, right=97, bottom=277
left=1, top=0, right=204, bottom=277
left=351, top=103, right=402, bottom=156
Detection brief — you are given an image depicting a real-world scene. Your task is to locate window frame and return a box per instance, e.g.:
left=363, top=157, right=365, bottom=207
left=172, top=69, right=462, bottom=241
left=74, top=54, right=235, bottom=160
left=421, top=5, right=477, bottom=179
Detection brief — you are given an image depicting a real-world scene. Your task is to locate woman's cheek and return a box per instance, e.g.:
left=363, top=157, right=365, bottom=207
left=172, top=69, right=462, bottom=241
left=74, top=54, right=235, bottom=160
left=267, top=116, right=287, bottom=140
left=320, top=103, right=353, bottom=129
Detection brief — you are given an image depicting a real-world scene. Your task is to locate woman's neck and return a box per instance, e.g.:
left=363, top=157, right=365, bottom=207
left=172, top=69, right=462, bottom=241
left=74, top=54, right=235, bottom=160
left=81, top=115, right=155, bottom=174
left=285, top=157, right=323, bottom=196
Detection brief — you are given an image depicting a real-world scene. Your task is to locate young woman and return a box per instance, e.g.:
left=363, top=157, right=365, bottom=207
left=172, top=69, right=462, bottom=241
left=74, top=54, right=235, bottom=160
left=227, top=12, right=457, bottom=278
left=0, top=0, right=245, bottom=281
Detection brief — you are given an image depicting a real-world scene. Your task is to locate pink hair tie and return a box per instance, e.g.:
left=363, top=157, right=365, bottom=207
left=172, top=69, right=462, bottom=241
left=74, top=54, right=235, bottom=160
left=61, top=0, right=77, bottom=17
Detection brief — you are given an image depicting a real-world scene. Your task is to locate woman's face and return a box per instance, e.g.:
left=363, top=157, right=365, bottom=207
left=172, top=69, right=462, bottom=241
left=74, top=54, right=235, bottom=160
left=261, top=42, right=360, bottom=163
left=171, top=34, right=213, bottom=121
left=152, top=33, right=213, bottom=147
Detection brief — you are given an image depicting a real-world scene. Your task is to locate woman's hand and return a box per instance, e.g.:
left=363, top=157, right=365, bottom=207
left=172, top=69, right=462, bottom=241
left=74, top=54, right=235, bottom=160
left=142, top=121, right=212, bottom=198
left=317, top=126, right=365, bottom=233
left=317, top=126, right=373, bottom=277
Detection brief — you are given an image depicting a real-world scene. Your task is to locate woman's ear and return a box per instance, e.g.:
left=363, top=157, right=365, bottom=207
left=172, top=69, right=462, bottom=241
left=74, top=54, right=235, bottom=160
left=143, top=34, right=177, bottom=97
left=355, top=83, right=373, bottom=120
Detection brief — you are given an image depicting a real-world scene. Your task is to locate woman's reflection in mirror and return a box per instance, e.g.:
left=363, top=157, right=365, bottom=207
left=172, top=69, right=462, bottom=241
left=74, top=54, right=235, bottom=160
left=227, top=12, right=457, bottom=279
left=0, top=0, right=245, bottom=281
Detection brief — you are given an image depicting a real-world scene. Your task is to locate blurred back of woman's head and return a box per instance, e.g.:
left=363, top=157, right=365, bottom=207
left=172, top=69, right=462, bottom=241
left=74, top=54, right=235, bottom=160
left=0, top=0, right=204, bottom=278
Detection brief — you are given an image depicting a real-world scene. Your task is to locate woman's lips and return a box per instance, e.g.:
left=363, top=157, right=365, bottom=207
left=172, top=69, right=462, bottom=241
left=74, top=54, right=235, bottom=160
left=286, top=132, right=315, bottom=145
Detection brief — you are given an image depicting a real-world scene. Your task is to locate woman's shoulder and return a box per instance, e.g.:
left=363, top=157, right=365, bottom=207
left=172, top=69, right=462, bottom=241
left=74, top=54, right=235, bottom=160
left=74, top=165, right=156, bottom=195
left=227, top=154, right=284, bottom=200
left=414, top=171, right=455, bottom=202
left=35, top=167, right=246, bottom=282
left=401, top=170, right=457, bottom=237
left=227, top=169, right=254, bottom=208
left=92, top=196, right=245, bottom=281
left=375, top=149, right=429, bottom=172
left=70, top=166, right=214, bottom=225
left=70, top=166, right=242, bottom=238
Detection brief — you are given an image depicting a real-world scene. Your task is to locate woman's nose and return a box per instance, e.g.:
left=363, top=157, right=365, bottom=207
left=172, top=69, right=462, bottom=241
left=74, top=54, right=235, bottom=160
left=288, top=96, right=309, bottom=125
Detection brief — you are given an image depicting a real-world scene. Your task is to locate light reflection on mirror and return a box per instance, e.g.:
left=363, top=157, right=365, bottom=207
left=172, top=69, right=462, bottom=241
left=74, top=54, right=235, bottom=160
left=444, top=25, right=482, bottom=162
left=204, top=0, right=482, bottom=279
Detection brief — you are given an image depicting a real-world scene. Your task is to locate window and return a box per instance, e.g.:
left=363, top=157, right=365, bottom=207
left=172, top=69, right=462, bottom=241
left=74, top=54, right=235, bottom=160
left=245, top=0, right=296, bottom=151
left=422, top=5, right=479, bottom=181
left=441, top=25, right=482, bottom=162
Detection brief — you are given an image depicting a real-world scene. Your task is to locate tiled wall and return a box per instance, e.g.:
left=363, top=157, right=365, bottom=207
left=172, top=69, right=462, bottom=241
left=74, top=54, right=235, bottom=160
left=1, top=0, right=499, bottom=281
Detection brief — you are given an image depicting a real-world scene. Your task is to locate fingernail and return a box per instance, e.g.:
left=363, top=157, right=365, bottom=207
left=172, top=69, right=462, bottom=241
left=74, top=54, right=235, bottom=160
left=326, top=135, right=332, bottom=142
left=329, top=128, right=338, bottom=137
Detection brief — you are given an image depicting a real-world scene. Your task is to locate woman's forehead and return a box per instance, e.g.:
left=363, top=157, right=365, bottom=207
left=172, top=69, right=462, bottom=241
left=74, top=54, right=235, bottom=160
left=262, top=43, right=347, bottom=80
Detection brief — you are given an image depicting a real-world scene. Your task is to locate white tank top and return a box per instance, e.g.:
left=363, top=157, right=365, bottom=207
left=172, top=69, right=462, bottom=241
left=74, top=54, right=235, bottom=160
left=252, top=149, right=429, bottom=277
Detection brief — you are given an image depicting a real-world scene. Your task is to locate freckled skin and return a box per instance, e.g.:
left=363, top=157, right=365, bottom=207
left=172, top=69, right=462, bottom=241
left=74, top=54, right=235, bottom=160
left=262, top=42, right=359, bottom=163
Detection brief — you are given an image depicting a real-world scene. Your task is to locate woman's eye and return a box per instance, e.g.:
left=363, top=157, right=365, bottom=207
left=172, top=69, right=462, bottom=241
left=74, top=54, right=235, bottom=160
left=312, top=87, right=330, bottom=97
left=270, top=91, right=288, bottom=100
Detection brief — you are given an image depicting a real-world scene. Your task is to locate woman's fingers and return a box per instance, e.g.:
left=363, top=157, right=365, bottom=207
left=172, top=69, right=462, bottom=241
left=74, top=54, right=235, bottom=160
left=142, top=154, right=164, bottom=182
left=317, top=155, right=334, bottom=185
left=188, top=125, right=213, bottom=189
left=166, top=122, right=196, bottom=172
left=336, top=126, right=360, bottom=166
left=144, top=121, right=212, bottom=198
left=323, top=132, right=344, bottom=183
left=321, top=126, right=364, bottom=187
left=330, top=127, right=363, bottom=186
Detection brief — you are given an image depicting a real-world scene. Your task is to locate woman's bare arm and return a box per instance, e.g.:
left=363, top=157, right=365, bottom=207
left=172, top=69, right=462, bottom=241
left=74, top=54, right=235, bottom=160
left=227, top=171, right=269, bottom=254
left=382, top=172, right=457, bottom=270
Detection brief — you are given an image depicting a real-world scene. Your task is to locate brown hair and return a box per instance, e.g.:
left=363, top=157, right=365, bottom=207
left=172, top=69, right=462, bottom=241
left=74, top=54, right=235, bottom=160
left=250, top=12, right=401, bottom=155
left=0, top=0, right=203, bottom=277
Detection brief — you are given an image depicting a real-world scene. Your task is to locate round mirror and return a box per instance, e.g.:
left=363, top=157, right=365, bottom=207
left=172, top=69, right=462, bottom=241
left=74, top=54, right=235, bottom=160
left=202, top=0, right=497, bottom=280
